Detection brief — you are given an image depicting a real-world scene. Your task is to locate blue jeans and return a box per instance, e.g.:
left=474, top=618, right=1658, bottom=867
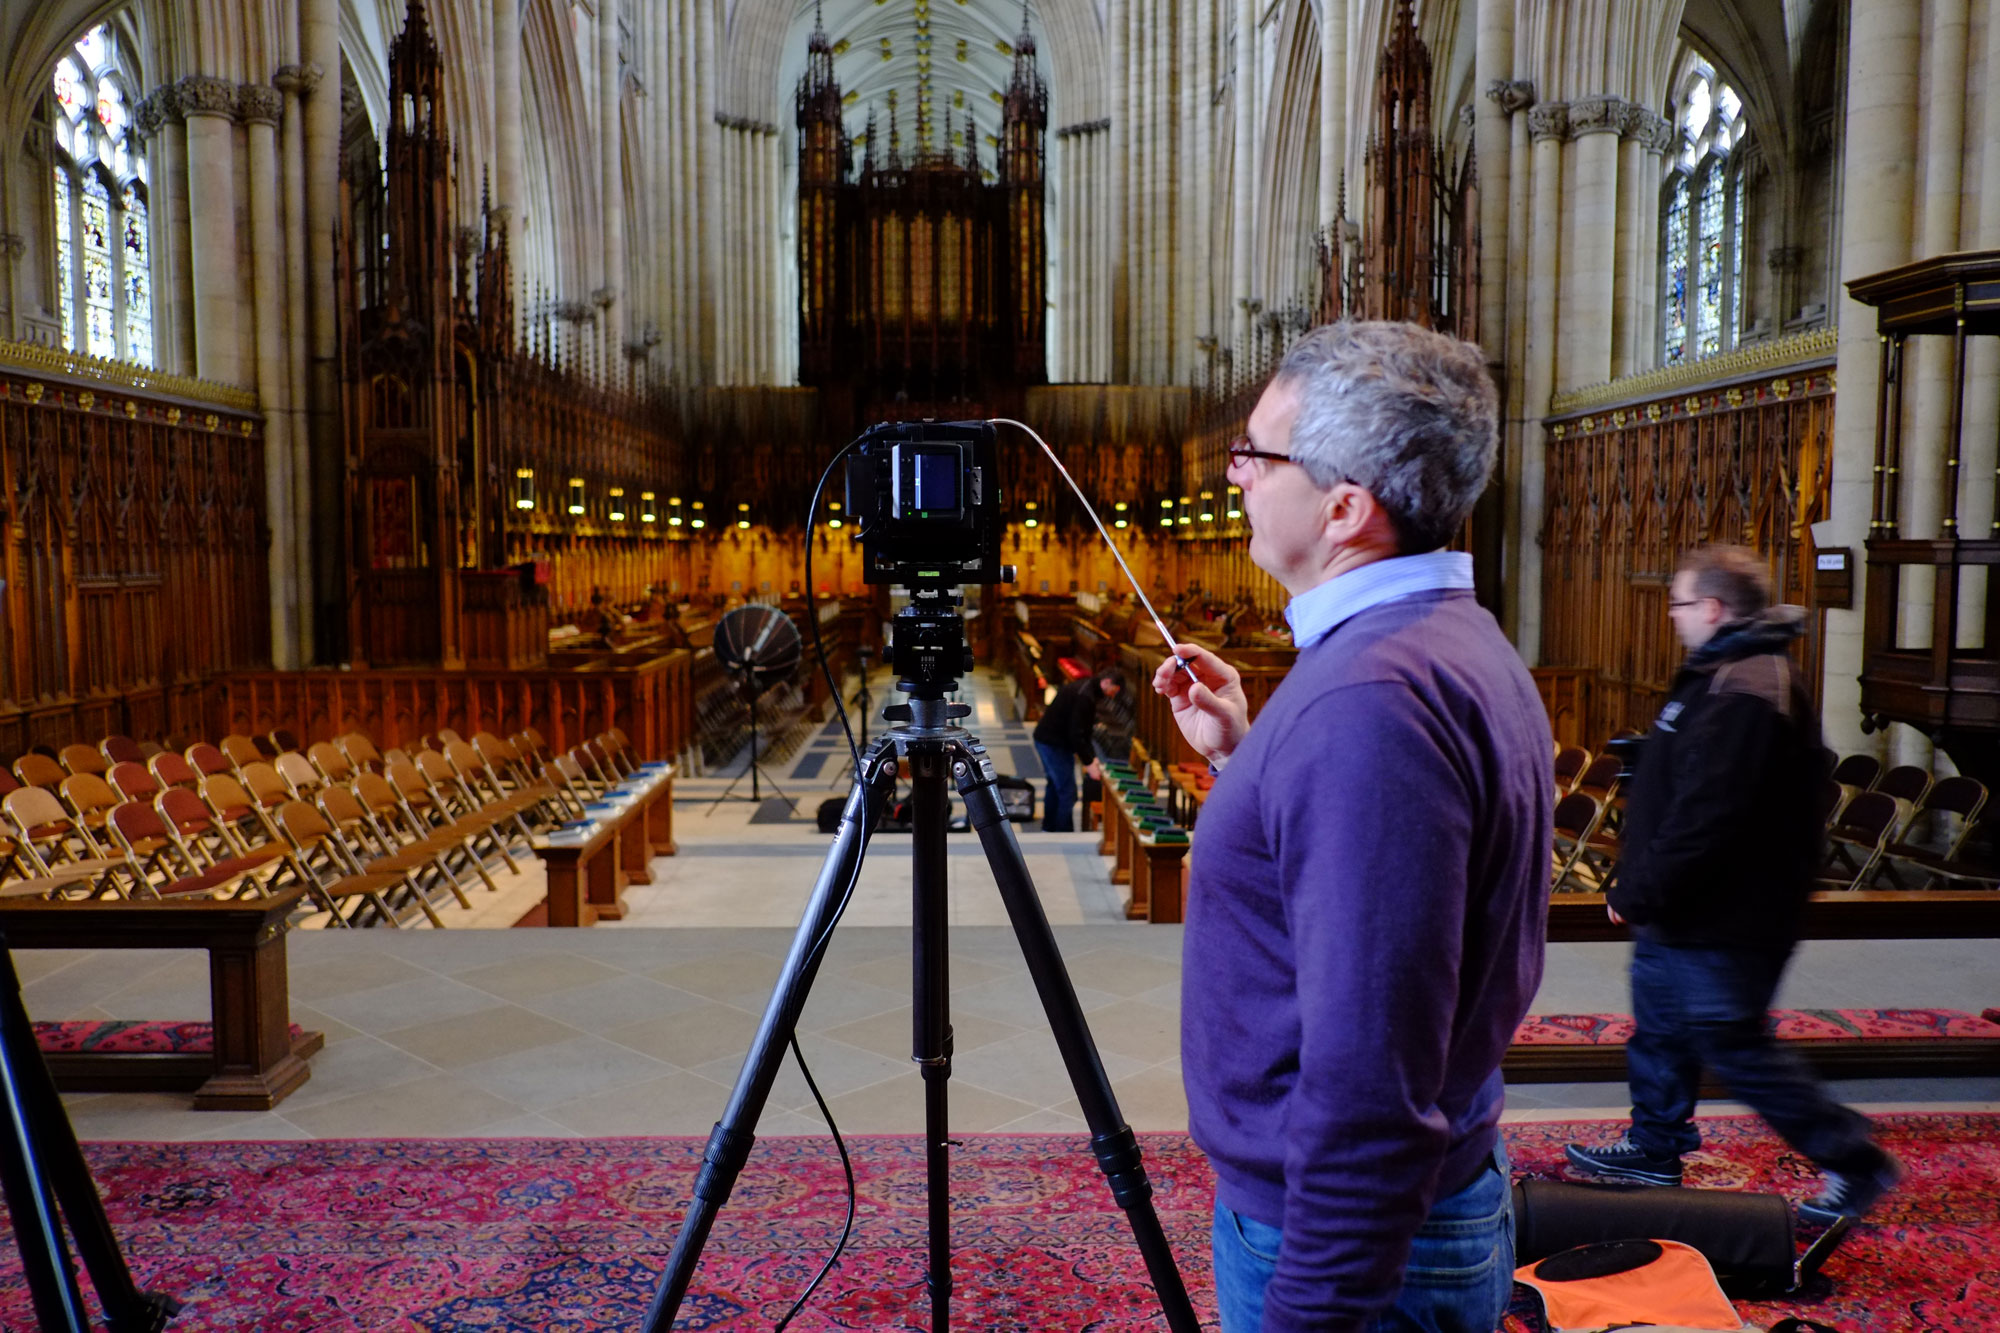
left=1036, top=741, right=1078, bottom=832
left=1211, top=1144, right=1513, bottom=1333
left=1626, top=934, right=1876, bottom=1173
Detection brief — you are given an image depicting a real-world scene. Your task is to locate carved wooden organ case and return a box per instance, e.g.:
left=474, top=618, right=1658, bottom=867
left=795, top=12, right=1048, bottom=430
left=337, top=0, right=512, bottom=668
left=1358, top=0, right=1478, bottom=341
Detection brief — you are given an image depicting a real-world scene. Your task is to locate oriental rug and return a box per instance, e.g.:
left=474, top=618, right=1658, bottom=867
left=0, top=1115, right=1991, bottom=1331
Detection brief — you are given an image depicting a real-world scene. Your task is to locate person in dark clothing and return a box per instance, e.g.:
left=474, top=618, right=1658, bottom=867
left=1032, top=670, right=1124, bottom=831
left=1567, top=545, right=1901, bottom=1226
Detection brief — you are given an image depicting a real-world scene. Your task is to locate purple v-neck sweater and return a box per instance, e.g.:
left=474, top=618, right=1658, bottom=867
left=1182, top=589, right=1551, bottom=1332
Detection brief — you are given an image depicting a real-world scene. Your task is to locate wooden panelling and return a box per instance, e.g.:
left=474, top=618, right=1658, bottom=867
left=0, top=366, right=268, bottom=758
left=1542, top=363, right=1836, bottom=746
left=211, top=652, right=693, bottom=763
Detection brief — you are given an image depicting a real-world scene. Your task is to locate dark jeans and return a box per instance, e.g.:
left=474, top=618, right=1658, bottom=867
left=1036, top=740, right=1078, bottom=832
left=1627, top=934, right=1878, bottom=1174
left=1211, top=1144, right=1513, bottom=1333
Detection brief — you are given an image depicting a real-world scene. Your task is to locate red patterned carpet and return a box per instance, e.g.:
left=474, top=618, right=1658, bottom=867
left=0, top=1114, right=1991, bottom=1330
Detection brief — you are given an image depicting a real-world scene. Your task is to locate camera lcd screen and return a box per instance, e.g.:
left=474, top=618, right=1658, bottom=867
left=914, top=451, right=959, bottom=514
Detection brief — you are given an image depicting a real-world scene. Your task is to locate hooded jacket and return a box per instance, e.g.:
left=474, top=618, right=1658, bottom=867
left=1606, top=606, right=1828, bottom=949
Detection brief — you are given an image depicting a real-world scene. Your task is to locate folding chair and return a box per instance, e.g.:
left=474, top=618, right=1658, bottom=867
left=380, top=763, right=506, bottom=893
left=185, top=743, right=233, bottom=779
left=107, top=761, right=163, bottom=805
left=1550, top=791, right=1604, bottom=891
left=105, top=802, right=275, bottom=902
left=435, top=728, right=465, bottom=746
left=596, top=731, right=639, bottom=779
left=59, top=772, right=122, bottom=842
left=1875, top=776, right=1990, bottom=888
left=99, top=735, right=145, bottom=767
left=150, top=752, right=202, bottom=790
left=308, top=741, right=357, bottom=786
left=219, top=734, right=264, bottom=777
left=1818, top=777, right=1849, bottom=829
left=269, top=729, right=303, bottom=756
left=444, top=740, right=545, bottom=840
left=12, top=753, right=67, bottom=791
left=1829, top=754, right=1881, bottom=810
left=271, top=800, right=408, bottom=927
left=58, top=743, right=108, bottom=778
left=414, top=751, right=523, bottom=871
left=238, top=761, right=294, bottom=818
left=540, top=759, right=594, bottom=822
left=2, top=787, right=127, bottom=899
left=1821, top=792, right=1901, bottom=891
left=199, top=773, right=284, bottom=859
left=315, top=786, right=452, bottom=925
left=354, top=770, right=492, bottom=901
left=274, top=751, right=324, bottom=800
left=159, top=786, right=290, bottom=887
left=1552, top=747, right=1591, bottom=795
left=338, top=732, right=387, bottom=774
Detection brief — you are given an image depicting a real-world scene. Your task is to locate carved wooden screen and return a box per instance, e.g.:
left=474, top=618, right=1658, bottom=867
left=0, top=364, right=267, bottom=756
left=1542, top=358, right=1835, bottom=743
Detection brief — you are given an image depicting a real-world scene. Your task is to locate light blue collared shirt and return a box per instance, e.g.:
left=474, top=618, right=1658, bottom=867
left=1283, top=550, right=1475, bottom=650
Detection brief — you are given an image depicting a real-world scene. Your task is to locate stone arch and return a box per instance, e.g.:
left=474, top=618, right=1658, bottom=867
left=1256, top=0, right=1322, bottom=309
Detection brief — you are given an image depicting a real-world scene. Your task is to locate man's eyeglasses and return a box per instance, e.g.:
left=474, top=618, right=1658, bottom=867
left=1226, top=436, right=1297, bottom=469
left=1667, top=598, right=1713, bottom=610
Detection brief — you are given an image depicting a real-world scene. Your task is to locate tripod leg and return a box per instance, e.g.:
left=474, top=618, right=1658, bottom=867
left=908, top=746, right=954, bottom=1330
left=0, top=942, right=179, bottom=1333
left=643, top=739, right=900, bottom=1333
left=950, top=743, right=1202, bottom=1333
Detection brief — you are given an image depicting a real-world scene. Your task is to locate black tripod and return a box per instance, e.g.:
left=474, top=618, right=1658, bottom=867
left=0, top=932, right=180, bottom=1331
left=643, top=640, right=1199, bottom=1331
left=709, top=677, right=797, bottom=813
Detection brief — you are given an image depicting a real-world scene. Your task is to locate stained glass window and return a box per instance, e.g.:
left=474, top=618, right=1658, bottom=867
left=1660, top=59, right=1748, bottom=364
left=1663, top=177, right=1690, bottom=364
left=48, top=23, right=152, bottom=367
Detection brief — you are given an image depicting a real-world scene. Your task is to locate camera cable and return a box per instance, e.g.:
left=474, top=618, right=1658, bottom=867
left=768, top=437, right=873, bottom=1330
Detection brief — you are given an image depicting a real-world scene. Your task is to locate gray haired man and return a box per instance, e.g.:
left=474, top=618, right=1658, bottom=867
left=1155, top=321, right=1551, bottom=1331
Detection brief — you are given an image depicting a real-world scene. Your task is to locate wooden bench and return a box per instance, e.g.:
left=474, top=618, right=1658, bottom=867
left=0, top=886, right=321, bottom=1110
left=1547, top=890, right=2000, bottom=942
left=1100, top=765, right=1191, bottom=923
left=530, top=766, right=674, bottom=926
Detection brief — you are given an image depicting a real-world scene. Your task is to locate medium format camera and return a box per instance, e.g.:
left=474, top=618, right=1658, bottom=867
left=844, top=420, right=1005, bottom=588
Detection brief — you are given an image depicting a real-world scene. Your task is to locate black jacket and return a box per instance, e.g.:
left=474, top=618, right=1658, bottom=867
left=1606, top=607, right=1827, bottom=949
left=1033, top=677, right=1105, bottom=764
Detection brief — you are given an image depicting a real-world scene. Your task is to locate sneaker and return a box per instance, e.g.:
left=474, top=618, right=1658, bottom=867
left=1563, top=1133, right=1685, bottom=1186
left=1798, top=1150, right=1903, bottom=1225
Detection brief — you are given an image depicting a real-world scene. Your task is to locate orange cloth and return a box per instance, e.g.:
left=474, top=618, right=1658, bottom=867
left=1515, top=1239, right=1744, bottom=1331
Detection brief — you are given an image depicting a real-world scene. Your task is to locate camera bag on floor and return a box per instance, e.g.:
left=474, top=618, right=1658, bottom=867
left=1513, top=1179, right=1838, bottom=1298
left=1514, top=1238, right=1747, bottom=1331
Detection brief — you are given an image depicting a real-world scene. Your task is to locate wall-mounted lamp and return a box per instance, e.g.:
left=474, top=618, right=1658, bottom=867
left=1199, top=490, right=1215, bottom=523
left=1178, top=495, right=1193, bottom=526
left=514, top=467, right=535, bottom=510
left=1159, top=497, right=1174, bottom=528
left=608, top=486, right=627, bottom=522
left=736, top=502, right=751, bottom=530
left=567, top=477, right=586, bottom=515
left=828, top=500, right=844, bottom=530
left=690, top=500, right=706, bottom=530
left=640, top=491, right=657, bottom=523
left=1225, top=485, right=1242, bottom=519
left=1023, top=500, right=1038, bottom=530
left=666, top=496, right=683, bottom=527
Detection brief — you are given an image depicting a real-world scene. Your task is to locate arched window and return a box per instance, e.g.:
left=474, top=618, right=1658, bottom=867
left=1660, top=60, right=1747, bottom=365
left=50, top=23, right=152, bottom=367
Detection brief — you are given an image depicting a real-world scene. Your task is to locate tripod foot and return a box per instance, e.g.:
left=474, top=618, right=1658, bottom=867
left=106, top=1291, right=182, bottom=1333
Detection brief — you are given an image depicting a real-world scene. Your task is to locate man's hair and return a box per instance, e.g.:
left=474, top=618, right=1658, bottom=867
left=1679, top=545, right=1771, bottom=619
left=1274, top=320, right=1499, bottom=553
left=1095, top=669, right=1128, bottom=694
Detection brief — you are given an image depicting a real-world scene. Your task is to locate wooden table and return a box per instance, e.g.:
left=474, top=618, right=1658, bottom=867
left=0, top=887, right=321, bottom=1110
left=532, top=768, right=675, bottom=926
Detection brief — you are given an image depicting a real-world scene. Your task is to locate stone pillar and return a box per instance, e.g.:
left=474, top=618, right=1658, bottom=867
left=1563, top=95, right=1617, bottom=390
left=597, top=1, right=621, bottom=379
left=275, top=64, right=317, bottom=665
left=1320, top=0, right=1347, bottom=234
left=1516, top=100, right=1568, bottom=659
left=494, top=0, right=523, bottom=309
left=1611, top=105, right=1646, bottom=377
left=1231, top=0, right=1257, bottom=354
left=303, top=0, right=342, bottom=663
left=697, top=0, right=719, bottom=382
left=1474, top=10, right=1514, bottom=367
left=1825, top=0, right=1921, bottom=754
left=180, top=75, right=242, bottom=386
left=1960, top=0, right=2000, bottom=648
left=1195, top=0, right=1216, bottom=371
left=241, top=83, right=298, bottom=669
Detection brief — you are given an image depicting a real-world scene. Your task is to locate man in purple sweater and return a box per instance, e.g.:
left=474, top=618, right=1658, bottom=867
left=1153, top=322, right=1552, bottom=1333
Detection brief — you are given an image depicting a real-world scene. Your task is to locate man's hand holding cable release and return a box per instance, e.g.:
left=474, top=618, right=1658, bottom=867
left=1152, top=644, right=1250, bottom=766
